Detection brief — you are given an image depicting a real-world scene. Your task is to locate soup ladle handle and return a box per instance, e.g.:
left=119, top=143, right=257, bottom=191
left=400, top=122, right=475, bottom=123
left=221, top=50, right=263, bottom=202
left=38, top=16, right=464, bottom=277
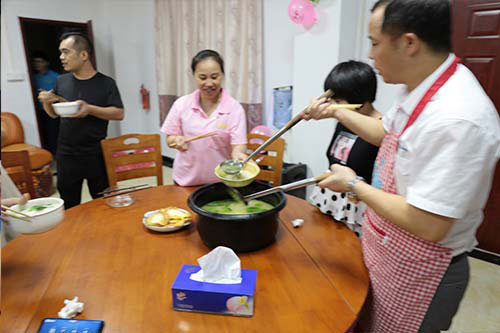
left=242, top=89, right=334, bottom=166
left=243, top=171, right=332, bottom=201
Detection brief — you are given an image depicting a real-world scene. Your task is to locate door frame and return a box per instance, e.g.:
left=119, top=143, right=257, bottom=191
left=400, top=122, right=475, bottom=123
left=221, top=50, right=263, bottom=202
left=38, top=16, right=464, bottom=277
left=19, top=17, right=96, bottom=146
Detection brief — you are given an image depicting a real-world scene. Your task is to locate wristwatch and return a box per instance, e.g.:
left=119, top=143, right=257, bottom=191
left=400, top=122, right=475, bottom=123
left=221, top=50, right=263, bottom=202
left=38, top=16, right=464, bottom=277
left=347, top=176, right=365, bottom=202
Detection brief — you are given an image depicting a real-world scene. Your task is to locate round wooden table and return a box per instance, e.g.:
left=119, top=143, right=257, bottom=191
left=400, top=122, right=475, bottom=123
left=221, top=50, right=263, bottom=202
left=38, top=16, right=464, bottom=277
left=1, top=185, right=368, bottom=332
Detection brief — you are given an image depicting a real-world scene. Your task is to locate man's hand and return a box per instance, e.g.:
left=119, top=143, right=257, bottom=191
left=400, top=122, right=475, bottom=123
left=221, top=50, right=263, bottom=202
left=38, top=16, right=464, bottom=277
left=38, top=90, right=63, bottom=104
left=301, top=96, right=337, bottom=121
left=318, top=164, right=357, bottom=193
left=65, top=100, right=91, bottom=118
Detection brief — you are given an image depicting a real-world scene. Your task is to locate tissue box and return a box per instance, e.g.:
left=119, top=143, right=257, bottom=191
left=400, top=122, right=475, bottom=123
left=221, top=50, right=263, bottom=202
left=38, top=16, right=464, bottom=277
left=172, top=264, right=257, bottom=317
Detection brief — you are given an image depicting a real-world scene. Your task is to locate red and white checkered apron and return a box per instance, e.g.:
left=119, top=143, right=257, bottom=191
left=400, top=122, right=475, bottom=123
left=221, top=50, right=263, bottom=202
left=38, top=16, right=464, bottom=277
left=360, top=57, right=460, bottom=332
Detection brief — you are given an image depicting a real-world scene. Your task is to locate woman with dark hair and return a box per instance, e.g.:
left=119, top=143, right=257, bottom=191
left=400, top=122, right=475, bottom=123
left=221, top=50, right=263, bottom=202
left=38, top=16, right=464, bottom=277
left=161, top=49, right=248, bottom=186
left=309, top=60, right=380, bottom=235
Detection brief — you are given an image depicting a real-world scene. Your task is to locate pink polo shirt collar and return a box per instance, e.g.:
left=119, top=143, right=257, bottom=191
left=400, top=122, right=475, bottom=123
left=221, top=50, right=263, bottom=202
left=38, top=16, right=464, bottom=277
left=190, top=89, right=231, bottom=115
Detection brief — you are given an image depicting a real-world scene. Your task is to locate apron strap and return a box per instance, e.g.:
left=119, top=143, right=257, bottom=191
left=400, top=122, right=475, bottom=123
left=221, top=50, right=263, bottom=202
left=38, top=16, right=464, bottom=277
left=400, top=57, right=461, bottom=136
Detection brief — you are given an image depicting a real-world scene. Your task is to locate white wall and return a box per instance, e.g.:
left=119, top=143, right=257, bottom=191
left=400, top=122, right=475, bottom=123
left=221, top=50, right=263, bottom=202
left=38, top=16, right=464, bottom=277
left=101, top=0, right=168, bottom=156
left=263, top=0, right=303, bottom=130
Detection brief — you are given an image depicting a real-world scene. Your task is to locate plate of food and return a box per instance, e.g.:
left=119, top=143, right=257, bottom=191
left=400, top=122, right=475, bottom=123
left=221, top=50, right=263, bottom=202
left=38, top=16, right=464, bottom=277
left=142, top=207, right=192, bottom=232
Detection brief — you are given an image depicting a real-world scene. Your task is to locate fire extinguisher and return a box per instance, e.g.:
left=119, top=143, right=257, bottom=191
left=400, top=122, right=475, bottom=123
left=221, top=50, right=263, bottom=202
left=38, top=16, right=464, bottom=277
left=140, top=84, right=150, bottom=110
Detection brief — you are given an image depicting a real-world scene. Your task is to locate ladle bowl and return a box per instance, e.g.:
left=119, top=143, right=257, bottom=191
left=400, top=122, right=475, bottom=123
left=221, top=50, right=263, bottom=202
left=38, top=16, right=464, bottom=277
left=219, top=159, right=244, bottom=175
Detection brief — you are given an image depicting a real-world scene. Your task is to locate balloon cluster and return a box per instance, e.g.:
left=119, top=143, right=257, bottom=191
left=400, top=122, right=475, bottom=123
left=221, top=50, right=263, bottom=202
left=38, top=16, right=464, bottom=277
left=288, top=0, right=317, bottom=27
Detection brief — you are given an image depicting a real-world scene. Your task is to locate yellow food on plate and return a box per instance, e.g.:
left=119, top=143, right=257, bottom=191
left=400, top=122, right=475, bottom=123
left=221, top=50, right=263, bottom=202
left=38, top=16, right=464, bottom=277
left=145, top=207, right=192, bottom=227
left=146, top=213, right=168, bottom=226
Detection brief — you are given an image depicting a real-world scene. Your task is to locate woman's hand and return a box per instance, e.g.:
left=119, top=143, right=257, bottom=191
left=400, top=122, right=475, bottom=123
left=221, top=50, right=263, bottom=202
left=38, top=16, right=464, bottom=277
left=167, top=136, right=188, bottom=151
left=231, top=151, right=248, bottom=161
left=231, top=144, right=247, bottom=161
left=318, top=164, right=356, bottom=193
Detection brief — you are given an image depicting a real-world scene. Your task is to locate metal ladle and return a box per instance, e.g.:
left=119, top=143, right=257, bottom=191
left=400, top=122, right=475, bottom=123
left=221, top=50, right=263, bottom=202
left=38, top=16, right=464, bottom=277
left=222, top=171, right=332, bottom=206
left=243, top=171, right=332, bottom=202
left=219, top=89, right=334, bottom=175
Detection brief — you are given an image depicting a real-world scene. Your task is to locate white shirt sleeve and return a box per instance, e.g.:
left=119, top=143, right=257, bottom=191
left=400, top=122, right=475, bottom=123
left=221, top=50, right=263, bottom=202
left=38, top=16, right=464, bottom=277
left=404, top=119, right=497, bottom=219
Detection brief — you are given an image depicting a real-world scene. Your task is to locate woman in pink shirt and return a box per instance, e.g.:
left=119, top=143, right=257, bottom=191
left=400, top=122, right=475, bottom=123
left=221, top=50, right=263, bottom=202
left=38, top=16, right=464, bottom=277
left=161, top=50, right=248, bottom=186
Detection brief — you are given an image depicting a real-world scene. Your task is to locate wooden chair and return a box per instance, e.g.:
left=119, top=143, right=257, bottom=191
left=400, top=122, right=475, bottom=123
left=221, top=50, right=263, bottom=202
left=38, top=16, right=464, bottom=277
left=1, top=150, right=36, bottom=198
left=1, top=112, right=54, bottom=197
left=100, top=134, right=163, bottom=187
left=247, top=133, right=285, bottom=186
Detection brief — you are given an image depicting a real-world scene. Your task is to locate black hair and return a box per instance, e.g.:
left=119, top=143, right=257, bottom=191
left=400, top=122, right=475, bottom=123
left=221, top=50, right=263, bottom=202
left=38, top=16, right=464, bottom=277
left=380, top=0, right=451, bottom=53
left=60, top=32, right=94, bottom=56
left=371, top=0, right=391, bottom=12
left=323, top=60, right=377, bottom=104
left=191, top=49, right=225, bottom=74
left=32, top=50, right=49, bottom=62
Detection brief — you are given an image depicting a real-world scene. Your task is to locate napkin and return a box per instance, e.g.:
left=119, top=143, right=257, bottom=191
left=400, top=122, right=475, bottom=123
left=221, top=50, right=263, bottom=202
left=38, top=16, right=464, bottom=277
left=189, top=246, right=242, bottom=284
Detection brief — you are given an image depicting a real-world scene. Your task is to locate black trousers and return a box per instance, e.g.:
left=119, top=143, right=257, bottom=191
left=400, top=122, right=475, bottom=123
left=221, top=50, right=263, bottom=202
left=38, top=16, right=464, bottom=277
left=418, top=252, right=470, bottom=332
left=57, top=154, right=108, bottom=209
left=38, top=108, right=60, bottom=156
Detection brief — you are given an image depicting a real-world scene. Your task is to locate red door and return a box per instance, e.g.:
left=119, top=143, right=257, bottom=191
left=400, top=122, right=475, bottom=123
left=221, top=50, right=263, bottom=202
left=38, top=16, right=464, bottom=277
left=452, top=0, right=500, bottom=254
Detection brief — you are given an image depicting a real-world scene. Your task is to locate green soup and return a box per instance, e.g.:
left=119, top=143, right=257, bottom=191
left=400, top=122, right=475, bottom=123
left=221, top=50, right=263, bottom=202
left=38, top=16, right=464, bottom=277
left=201, top=199, right=274, bottom=215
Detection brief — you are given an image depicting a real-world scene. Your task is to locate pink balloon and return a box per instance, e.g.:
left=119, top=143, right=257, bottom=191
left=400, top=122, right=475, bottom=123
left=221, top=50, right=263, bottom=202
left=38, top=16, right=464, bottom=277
left=302, top=4, right=317, bottom=27
left=250, top=125, right=272, bottom=137
left=288, top=0, right=308, bottom=25
left=250, top=125, right=272, bottom=145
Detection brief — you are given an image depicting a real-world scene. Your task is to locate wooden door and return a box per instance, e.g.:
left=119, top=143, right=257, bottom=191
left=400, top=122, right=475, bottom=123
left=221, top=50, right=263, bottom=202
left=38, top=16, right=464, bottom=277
left=452, top=0, right=500, bottom=254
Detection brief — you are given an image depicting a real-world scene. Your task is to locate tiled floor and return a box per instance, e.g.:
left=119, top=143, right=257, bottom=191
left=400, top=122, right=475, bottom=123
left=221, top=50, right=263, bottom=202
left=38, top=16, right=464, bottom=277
left=50, top=166, right=500, bottom=332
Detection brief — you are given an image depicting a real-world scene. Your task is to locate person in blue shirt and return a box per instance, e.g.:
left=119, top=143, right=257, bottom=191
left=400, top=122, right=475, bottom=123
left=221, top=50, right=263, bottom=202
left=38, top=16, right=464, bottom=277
left=32, top=51, right=60, bottom=155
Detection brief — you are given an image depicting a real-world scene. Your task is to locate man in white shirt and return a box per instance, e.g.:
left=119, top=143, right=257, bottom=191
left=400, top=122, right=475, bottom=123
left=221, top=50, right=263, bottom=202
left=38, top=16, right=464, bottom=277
left=303, top=0, right=500, bottom=332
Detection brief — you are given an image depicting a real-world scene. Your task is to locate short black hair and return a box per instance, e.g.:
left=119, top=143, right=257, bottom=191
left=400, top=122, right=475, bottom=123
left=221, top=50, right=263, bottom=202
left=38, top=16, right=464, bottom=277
left=60, top=32, right=94, bottom=56
left=32, top=50, right=49, bottom=62
left=191, top=49, right=225, bottom=74
left=323, top=60, right=377, bottom=104
left=381, top=0, right=451, bottom=53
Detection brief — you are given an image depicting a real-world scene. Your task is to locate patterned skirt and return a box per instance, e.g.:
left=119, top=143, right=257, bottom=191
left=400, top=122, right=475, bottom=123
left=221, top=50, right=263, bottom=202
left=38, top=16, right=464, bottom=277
left=308, top=185, right=365, bottom=236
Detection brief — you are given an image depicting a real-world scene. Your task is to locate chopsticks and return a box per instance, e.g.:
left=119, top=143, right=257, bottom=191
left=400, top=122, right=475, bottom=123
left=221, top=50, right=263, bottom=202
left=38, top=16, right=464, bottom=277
left=1, top=205, right=32, bottom=222
left=326, top=104, right=363, bottom=110
left=1, top=205, right=31, bottom=218
left=185, top=131, right=217, bottom=143
left=98, top=184, right=149, bottom=195
left=102, top=185, right=152, bottom=198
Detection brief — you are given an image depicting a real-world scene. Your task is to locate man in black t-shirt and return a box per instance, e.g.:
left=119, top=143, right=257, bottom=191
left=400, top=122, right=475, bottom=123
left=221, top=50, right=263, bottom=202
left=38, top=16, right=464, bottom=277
left=38, top=33, right=124, bottom=209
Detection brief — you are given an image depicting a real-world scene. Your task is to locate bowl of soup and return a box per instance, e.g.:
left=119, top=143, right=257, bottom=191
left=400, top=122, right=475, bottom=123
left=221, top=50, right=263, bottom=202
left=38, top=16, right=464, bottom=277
left=188, top=181, right=286, bottom=252
left=214, top=160, right=260, bottom=188
left=8, top=197, right=65, bottom=234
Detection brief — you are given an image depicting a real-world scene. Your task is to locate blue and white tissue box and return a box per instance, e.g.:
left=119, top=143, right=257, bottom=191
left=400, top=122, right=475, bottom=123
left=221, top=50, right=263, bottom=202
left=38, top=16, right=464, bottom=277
left=171, top=264, right=257, bottom=317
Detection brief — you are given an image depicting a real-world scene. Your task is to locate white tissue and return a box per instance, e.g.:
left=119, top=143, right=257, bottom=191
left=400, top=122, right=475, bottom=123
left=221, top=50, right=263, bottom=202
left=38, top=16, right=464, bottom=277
left=190, top=246, right=242, bottom=284
left=292, top=218, right=304, bottom=228
left=58, top=296, right=84, bottom=319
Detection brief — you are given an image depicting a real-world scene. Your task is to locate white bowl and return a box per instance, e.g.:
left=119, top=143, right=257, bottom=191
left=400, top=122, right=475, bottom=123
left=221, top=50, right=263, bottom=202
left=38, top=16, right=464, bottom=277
left=9, top=197, right=65, bottom=234
left=53, top=101, right=80, bottom=117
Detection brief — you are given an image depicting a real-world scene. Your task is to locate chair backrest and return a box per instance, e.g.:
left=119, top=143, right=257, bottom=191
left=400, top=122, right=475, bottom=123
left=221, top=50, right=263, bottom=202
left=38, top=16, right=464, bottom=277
left=100, top=134, right=163, bottom=187
left=247, top=133, right=285, bottom=186
left=1, top=150, right=36, bottom=198
left=1, top=112, right=25, bottom=147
